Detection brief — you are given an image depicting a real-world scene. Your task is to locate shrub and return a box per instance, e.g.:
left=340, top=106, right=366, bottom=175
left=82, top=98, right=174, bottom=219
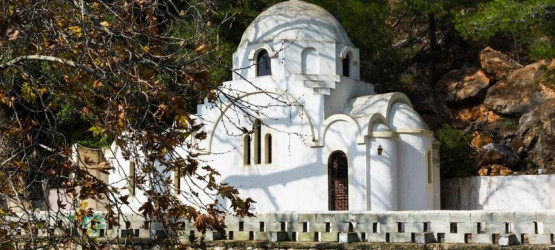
left=434, top=124, right=475, bottom=177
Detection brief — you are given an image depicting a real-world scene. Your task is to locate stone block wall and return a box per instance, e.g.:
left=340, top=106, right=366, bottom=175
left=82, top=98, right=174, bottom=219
left=218, top=211, right=554, bottom=245
left=10, top=211, right=555, bottom=246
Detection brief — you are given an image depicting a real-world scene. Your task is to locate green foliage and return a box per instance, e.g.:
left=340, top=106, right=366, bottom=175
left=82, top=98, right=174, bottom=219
left=396, top=0, right=447, bottom=16
left=306, top=0, right=396, bottom=84
left=75, top=134, right=112, bottom=149
left=55, top=103, right=112, bottom=147
left=211, top=0, right=283, bottom=44
left=57, top=121, right=113, bottom=148
left=456, top=0, right=552, bottom=39
left=540, top=65, right=555, bottom=88
left=399, top=74, right=416, bottom=85
left=502, top=118, right=519, bottom=129
left=529, top=41, right=555, bottom=60
left=55, top=104, right=73, bottom=123
left=455, top=0, right=555, bottom=59
left=206, top=39, right=237, bottom=85
left=434, top=125, right=475, bottom=177
left=307, top=0, right=392, bottom=59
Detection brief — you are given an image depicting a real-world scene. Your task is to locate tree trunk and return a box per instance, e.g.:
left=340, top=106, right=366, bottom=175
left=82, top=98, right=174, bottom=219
left=428, top=13, right=437, bottom=85
left=449, top=18, right=458, bottom=69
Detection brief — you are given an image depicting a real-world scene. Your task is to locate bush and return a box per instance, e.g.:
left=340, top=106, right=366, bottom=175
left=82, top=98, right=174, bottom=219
left=434, top=124, right=475, bottom=177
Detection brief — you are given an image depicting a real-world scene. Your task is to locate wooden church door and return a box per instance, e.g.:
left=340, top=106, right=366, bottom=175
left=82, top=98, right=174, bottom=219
left=328, top=151, right=348, bottom=210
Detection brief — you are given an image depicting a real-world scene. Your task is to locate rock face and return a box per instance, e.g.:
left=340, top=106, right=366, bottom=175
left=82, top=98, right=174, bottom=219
left=477, top=164, right=513, bottom=176
left=431, top=46, right=553, bottom=176
left=479, top=47, right=521, bottom=81
left=489, top=164, right=513, bottom=176
left=452, top=105, right=500, bottom=126
left=436, top=68, right=490, bottom=104
left=477, top=143, right=520, bottom=168
left=484, top=60, right=555, bottom=116
left=471, top=132, right=494, bottom=149
left=477, top=167, right=489, bottom=176
left=511, top=99, right=555, bottom=169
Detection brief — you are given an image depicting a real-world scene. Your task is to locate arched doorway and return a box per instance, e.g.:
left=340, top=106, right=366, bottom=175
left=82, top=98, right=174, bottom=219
left=328, top=150, right=348, bottom=210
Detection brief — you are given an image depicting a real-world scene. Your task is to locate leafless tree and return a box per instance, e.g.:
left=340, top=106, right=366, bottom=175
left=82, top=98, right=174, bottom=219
left=0, top=0, right=273, bottom=248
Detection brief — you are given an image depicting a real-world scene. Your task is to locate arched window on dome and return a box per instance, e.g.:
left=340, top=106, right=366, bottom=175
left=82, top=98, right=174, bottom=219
left=256, top=50, right=272, bottom=76
left=342, top=53, right=350, bottom=77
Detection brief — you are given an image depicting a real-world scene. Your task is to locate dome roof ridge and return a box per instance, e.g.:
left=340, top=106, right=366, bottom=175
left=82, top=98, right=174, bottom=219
left=239, top=1, right=353, bottom=48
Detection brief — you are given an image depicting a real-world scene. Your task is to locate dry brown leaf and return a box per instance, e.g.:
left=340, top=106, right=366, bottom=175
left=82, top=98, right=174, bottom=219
left=92, top=80, right=103, bottom=88
left=7, top=28, right=19, bottom=41
left=195, top=43, right=208, bottom=54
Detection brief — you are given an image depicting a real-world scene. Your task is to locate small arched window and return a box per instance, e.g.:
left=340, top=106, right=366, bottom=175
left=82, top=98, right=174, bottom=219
left=302, top=48, right=319, bottom=74
left=342, top=54, right=350, bottom=77
left=174, top=167, right=181, bottom=195
left=265, top=133, right=272, bottom=164
left=426, top=151, right=433, bottom=186
left=256, top=50, right=272, bottom=76
left=243, top=135, right=251, bottom=165
left=253, top=119, right=262, bottom=164
left=129, top=161, right=136, bottom=196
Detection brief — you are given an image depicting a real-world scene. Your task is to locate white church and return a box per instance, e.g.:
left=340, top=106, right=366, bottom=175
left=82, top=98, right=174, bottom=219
left=107, top=0, right=440, bottom=213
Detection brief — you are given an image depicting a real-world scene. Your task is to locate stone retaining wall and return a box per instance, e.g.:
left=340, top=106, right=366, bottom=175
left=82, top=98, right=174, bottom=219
left=218, top=211, right=555, bottom=246
left=8, top=211, right=555, bottom=246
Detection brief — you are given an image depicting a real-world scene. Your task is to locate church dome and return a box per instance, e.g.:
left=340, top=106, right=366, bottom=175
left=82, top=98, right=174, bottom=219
left=388, top=102, right=428, bottom=130
left=239, top=0, right=353, bottom=48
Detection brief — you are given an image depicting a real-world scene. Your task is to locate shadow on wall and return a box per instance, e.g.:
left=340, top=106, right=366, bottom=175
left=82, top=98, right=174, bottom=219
left=221, top=151, right=369, bottom=212
left=441, top=175, right=553, bottom=210
left=220, top=149, right=323, bottom=212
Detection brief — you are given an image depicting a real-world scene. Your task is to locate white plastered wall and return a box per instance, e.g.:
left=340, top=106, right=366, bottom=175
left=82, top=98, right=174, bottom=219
left=233, top=41, right=342, bottom=80
left=104, top=145, right=164, bottom=214
left=198, top=90, right=323, bottom=212
left=432, top=141, right=441, bottom=210
left=322, top=119, right=367, bottom=211
left=324, top=77, right=374, bottom=118
left=396, top=134, right=434, bottom=210
left=442, top=174, right=555, bottom=210
left=368, top=136, right=398, bottom=211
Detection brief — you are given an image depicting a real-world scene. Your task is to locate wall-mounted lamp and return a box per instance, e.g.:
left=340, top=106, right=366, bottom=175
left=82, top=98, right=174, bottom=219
left=377, top=145, right=383, bottom=155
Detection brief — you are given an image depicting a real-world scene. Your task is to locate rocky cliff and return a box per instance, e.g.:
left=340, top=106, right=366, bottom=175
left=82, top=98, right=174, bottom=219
left=433, top=48, right=554, bottom=176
